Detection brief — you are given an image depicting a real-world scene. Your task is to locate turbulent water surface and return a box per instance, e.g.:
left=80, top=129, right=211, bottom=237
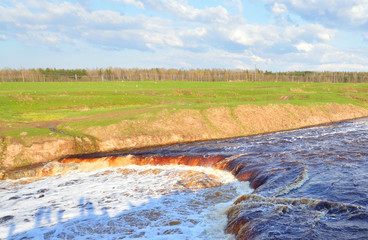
left=1, top=118, right=368, bottom=239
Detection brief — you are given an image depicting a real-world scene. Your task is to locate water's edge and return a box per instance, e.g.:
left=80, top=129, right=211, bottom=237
left=2, top=113, right=368, bottom=179
left=2, top=103, right=368, bottom=172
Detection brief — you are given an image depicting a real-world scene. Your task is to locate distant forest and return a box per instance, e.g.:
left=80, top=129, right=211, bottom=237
left=1, top=68, right=368, bottom=83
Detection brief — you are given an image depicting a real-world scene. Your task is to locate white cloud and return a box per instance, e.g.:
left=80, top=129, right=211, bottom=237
left=180, top=27, right=207, bottom=38
left=0, top=0, right=367, bottom=71
left=141, top=0, right=230, bottom=23
left=271, top=2, right=288, bottom=16
left=294, top=41, right=313, bottom=52
left=155, top=48, right=269, bottom=70
left=262, top=0, right=368, bottom=29
left=347, top=3, right=368, bottom=26
left=0, top=0, right=334, bottom=52
left=224, top=0, right=243, bottom=13
left=122, top=0, right=145, bottom=9
left=316, top=63, right=368, bottom=71
left=0, top=1, right=180, bottom=50
left=234, top=0, right=243, bottom=12
left=229, top=29, right=258, bottom=46
left=284, top=24, right=335, bottom=43
left=227, top=24, right=280, bottom=47
left=270, top=42, right=368, bottom=71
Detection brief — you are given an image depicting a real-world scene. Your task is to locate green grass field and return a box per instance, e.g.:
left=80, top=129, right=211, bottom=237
left=1, top=81, right=367, bottom=138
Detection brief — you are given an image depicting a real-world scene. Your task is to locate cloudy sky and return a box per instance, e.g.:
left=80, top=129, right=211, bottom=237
left=1, top=0, right=368, bottom=71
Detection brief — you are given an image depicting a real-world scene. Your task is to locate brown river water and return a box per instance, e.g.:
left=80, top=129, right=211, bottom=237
left=1, top=118, right=367, bottom=239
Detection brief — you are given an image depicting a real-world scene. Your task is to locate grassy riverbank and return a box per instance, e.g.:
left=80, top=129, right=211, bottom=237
left=1, top=81, right=368, bottom=169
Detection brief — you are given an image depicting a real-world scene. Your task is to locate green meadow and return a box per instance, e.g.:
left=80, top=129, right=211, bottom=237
left=1, top=81, right=367, bottom=138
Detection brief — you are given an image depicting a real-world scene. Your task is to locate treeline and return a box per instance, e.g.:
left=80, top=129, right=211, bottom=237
left=1, top=68, right=368, bottom=83
left=39, top=68, right=87, bottom=78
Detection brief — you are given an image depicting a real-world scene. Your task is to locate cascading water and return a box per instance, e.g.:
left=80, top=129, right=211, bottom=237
left=1, top=118, right=368, bottom=240
left=1, top=165, right=252, bottom=240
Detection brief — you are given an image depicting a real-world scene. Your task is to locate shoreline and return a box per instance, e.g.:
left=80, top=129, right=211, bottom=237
left=45, top=114, right=368, bottom=160
left=1, top=103, right=368, bottom=180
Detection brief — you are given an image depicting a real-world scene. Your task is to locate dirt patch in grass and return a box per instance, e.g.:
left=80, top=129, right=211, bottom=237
left=290, top=88, right=314, bottom=93
left=8, top=93, right=35, bottom=102
left=345, top=95, right=368, bottom=104
left=279, top=95, right=291, bottom=101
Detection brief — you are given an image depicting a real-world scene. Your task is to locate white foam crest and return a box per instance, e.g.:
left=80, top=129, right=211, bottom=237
left=276, top=168, right=309, bottom=197
left=0, top=164, right=252, bottom=239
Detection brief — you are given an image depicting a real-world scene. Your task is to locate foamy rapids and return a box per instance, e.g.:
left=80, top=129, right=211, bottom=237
left=2, top=118, right=368, bottom=240
left=0, top=165, right=252, bottom=240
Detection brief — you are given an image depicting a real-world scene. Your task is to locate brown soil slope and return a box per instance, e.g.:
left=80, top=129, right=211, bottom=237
left=1, top=103, right=367, bottom=172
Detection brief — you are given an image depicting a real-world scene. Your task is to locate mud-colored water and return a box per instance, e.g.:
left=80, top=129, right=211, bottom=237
left=1, top=118, right=368, bottom=239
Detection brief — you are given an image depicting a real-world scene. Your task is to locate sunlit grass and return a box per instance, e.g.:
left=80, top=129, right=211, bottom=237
left=1, top=81, right=367, bottom=136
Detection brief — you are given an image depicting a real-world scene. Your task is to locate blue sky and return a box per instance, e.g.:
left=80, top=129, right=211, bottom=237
left=1, top=0, right=368, bottom=71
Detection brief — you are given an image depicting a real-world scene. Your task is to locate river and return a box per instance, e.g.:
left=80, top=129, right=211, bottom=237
left=1, top=118, right=367, bottom=239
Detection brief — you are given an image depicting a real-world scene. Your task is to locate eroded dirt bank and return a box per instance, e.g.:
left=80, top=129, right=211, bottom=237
left=1, top=103, right=368, bottom=175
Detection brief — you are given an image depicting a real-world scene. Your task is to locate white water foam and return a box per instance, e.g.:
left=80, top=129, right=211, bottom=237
left=0, top=165, right=252, bottom=240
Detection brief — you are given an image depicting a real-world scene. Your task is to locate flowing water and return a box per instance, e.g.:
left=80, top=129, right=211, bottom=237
left=1, top=118, right=368, bottom=239
left=0, top=166, right=251, bottom=239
